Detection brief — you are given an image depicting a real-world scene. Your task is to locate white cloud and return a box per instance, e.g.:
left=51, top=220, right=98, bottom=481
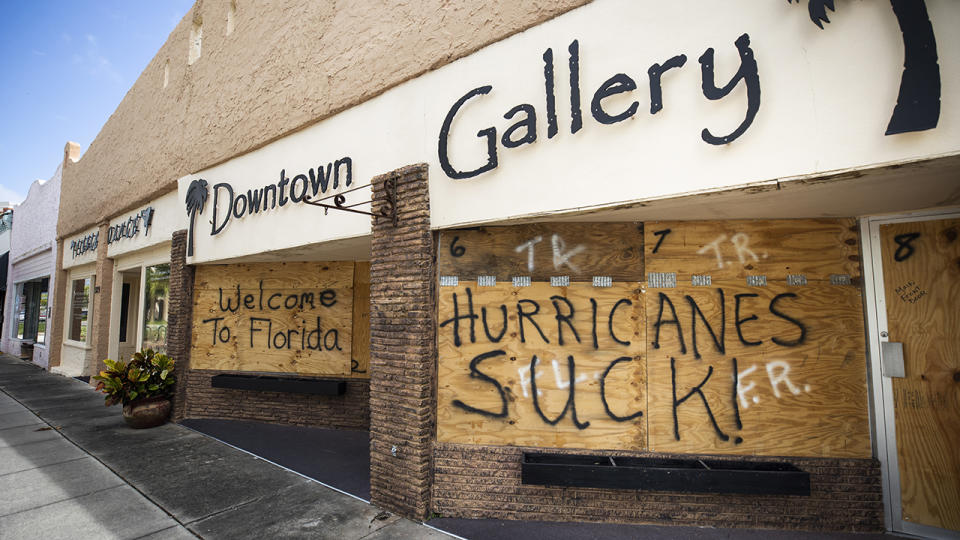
left=31, top=49, right=46, bottom=56
left=0, top=185, right=25, bottom=205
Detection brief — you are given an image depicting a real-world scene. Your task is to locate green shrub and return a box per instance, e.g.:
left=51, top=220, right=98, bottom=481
left=93, top=349, right=175, bottom=406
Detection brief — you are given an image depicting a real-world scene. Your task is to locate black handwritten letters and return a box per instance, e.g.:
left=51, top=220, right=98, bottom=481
left=201, top=280, right=341, bottom=352
left=654, top=288, right=808, bottom=446
left=443, top=286, right=641, bottom=428
left=444, top=284, right=816, bottom=449
left=439, top=34, right=761, bottom=179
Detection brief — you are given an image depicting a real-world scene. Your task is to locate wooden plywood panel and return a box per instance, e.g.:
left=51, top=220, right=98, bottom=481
left=438, top=223, right=643, bottom=282
left=645, top=220, right=859, bottom=283
left=645, top=283, right=870, bottom=458
left=880, top=219, right=960, bottom=531
left=191, top=262, right=353, bottom=376
left=437, top=282, right=647, bottom=450
left=349, top=261, right=371, bottom=379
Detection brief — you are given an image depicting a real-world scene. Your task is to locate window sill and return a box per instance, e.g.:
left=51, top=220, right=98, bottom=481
left=62, top=340, right=92, bottom=351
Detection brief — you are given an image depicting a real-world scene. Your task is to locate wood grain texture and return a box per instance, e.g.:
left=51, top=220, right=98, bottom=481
left=645, top=219, right=860, bottom=283
left=435, top=220, right=872, bottom=459
left=191, top=262, right=354, bottom=376
left=645, top=283, right=870, bottom=458
left=438, top=223, right=644, bottom=282
left=881, top=219, right=960, bottom=531
left=349, top=261, right=371, bottom=379
left=438, top=282, right=647, bottom=450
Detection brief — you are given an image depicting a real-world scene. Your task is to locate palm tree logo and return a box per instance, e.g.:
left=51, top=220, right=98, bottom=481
left=788, top=0, right=940, bottom=135
left=185, top=179, right=209, bottom=257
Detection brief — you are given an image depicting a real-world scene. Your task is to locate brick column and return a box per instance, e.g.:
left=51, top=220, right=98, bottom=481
left=90, top=222, right=113, bottom=374
left=47, top=239, right=68, bottom=368
left=167, top=230, right=195, bottom=421
left=368, top=164, right=436, bottom=520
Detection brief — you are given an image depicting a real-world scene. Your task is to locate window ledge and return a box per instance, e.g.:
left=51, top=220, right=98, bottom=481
left=62, top=340, right=92, bottom=351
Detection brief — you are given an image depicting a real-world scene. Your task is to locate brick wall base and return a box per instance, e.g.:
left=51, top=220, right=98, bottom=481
left=180, top=370, right=370, bottom=429
left=433, top=443, right=883, bottom=533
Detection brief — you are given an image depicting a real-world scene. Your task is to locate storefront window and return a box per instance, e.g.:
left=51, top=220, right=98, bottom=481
left=69, top=277, right=92, bottom=342
left=142, top=264, right=170, bottom=353
left=37, top=290, right=48, bottom=344
left=13, top=278, right=49, bottom=343
left=13, top=284, right=25, bottom=340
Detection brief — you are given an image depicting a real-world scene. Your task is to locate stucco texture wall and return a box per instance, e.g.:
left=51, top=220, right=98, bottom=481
left=58, top=0, right=591, bottom=239
left=1, top=145, right=70, bottom=367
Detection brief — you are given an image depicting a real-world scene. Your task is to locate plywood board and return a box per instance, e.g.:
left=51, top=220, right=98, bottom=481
left=349, top=261, right=371, bottom=379
left=438, top=223, right=644, bottom=282
left=438, top=282, right=647, bottom=450
left=881, top=219, right=960, bottom=531
left=645, top=283, right=870, bottom=458
left=191, top=262, right=353, bottom=376
left=645, top=219, right=859, bottom=283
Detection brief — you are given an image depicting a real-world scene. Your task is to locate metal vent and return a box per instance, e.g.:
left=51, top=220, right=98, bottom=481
left=439, top=275, right=458, bottom=287
left=512, top=276, right=531, bottom=287
left=648, top=272, right=677, bottom=288
left=550, top=276, right=570, bottom=287
left=830, top=274, right=852, bottom=286
left=592, top=276, right=612, bottom=287
left=786, top=274, right=807, bottom=286
left=746, top=275, right=767, bottom=287
left=691, top=275, right=712, bottom=286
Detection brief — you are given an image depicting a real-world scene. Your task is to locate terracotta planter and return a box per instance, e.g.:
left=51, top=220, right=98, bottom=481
left=122, top=396, right=172, bottom=429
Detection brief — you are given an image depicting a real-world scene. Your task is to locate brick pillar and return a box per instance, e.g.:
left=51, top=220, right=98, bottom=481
left=368, top=164, right=436, bottom=520
left=90, top=222, right=113, bottom=374
left=167, top=230, right=195, bottom=421
left=47, top=239, right=68, bottom=368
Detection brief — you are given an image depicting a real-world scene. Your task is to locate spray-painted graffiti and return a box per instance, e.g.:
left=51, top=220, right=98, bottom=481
left=437, top=221, right=869, bottom=457
left=190, top=262, right=354, bottom=376
left=695, top=233, right=769, bottom=269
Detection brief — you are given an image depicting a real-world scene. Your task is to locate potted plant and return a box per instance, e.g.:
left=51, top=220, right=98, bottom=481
left=93, top=349, right=176, bottom=429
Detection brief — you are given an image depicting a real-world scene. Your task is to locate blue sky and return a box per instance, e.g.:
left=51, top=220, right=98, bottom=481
left=0, top=0, right=194, bottom=205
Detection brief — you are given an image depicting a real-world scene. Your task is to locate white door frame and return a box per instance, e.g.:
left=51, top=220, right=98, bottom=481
left=860, top=207, right=960, bottom=539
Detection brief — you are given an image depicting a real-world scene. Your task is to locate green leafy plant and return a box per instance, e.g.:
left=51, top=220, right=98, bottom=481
left=93, top=349, right=175, bottom=406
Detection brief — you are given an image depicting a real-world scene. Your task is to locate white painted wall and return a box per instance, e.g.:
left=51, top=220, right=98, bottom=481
left=180, top=0, right=960, bottom=265
left=1, top=163, right=62, bottom=368
left=63, top=226, right=99, bottom=269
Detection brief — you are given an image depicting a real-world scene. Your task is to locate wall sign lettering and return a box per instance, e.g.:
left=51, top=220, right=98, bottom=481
left=210, top=159, right=353, bottom=235
left=439, top=0, right=942, bottom=181
left=107, top=207, right=155, bottom=245
left=70, top=232, right=99, bottom=259
left=183, top=157, right=353, bottom=257
left=438, top=34, right=761, bottom=180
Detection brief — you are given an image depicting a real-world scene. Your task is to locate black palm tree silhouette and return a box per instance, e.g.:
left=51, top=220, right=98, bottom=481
left=789, top=0, right=940, bottom=135
left=185, top=179, right=209, bottom=257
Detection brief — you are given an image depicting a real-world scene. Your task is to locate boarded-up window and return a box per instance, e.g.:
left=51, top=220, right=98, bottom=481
left=437, top=220, right=869, bottom=458
left=191, top=261, right=369, bottom=378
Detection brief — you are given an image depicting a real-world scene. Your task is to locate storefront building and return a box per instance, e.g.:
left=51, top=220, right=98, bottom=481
left=1, top=144, right=76, bottom=368
left=53, top=0, right=958, bottom=536
left=53, top=191, right=182, bottom=377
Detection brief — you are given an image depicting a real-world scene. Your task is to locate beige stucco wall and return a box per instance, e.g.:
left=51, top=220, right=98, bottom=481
left=57, top=0, right=591, bottom=239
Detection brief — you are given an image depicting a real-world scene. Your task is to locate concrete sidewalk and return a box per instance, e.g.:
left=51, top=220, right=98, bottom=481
left=0, top=354, right=453, bottom=540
